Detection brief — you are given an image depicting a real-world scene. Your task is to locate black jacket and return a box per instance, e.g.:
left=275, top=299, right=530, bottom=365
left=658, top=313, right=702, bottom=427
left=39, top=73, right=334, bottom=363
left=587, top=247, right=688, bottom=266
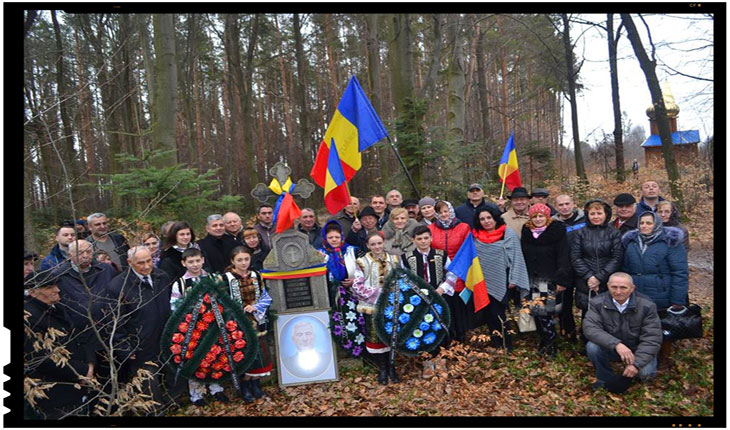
left=24, top=297, right=94, bottom=419
left=86, top=232, right=130, bottom=269
left=158, top=247, right=186, bottom=280
left=52, top=261, right=117, bottom=332
left=520, top=221, right=572, bottom=291
left=297, top=223, right=324, bottom=249
left=612, top=211, right=639, bottom=235
left=570, top=199, right=624, bottom=311
left=197, top=234, right=241, bottom=275
left=107, top=269, right=172, bottom=364
left=454, top=198, right=495, bottom=229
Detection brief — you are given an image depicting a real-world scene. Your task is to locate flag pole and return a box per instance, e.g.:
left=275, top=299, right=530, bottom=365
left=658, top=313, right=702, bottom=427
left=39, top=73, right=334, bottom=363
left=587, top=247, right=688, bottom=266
left=498, top=171, right=507, bottom=200
left=386, top=136, right=421, bottom=199
left=344, top=180, right=358, bottom=221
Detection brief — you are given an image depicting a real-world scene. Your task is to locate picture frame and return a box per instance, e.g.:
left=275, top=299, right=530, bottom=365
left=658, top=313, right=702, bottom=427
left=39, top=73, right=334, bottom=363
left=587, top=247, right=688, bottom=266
left=274, top=310, right=339, bottom=387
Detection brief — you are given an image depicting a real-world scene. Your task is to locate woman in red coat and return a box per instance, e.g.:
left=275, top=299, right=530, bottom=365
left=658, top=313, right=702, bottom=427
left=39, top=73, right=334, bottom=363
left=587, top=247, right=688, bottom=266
left=428, top=200, right=471, bottom=342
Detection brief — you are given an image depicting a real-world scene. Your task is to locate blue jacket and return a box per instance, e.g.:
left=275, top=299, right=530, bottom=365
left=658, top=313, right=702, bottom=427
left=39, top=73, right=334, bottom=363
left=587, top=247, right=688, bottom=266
left=454, top=199, right=498, bottom=229
left=621, top=227, right=688, bottom=310
left=39, top=244, right=67, bottom=272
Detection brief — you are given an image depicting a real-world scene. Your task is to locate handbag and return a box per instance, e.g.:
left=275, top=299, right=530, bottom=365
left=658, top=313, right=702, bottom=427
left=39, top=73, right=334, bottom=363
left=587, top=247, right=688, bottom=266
left=660, top=304, right=703, bottom=340
left=517, top=309, right=537, bottom=333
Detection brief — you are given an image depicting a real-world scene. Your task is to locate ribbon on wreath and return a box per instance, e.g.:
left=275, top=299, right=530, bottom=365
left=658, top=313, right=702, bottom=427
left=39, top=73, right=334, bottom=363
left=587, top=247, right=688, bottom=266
left=268, top=176, right=301, bottom=233
left=209, top=294, right=241, bottom=393
left=174, top=296, right=206, bottom=385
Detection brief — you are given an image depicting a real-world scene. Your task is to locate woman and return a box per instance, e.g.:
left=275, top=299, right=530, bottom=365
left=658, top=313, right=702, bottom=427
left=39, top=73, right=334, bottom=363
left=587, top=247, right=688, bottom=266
left=353, top=232, right=401, bottom=385
left=418, top=197, right=437, bottom=225
left=222, top=246, right=272, bottom=402
left=383, top=207, right=417, bottom=256
left=158, top=221, right=198, bottom=280
left=142, top=233, right=162, bottom=267
left=242, top=227, right=270, bottom=272
left=621, top=211, right=688, bottom=366
left=428, top=200, right=471, bottom=342
left=520, top=204, right=571, bottom=357
left=467, top=205, right=530, bottom=351
left=656, top=201, right=690, bottom=251
left=570, top=199, right=624, bottom=332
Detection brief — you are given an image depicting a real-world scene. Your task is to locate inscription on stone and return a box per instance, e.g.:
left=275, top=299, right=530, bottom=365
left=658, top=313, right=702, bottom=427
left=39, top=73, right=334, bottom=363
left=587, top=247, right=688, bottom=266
left=284, top=277, right=313, bottom=309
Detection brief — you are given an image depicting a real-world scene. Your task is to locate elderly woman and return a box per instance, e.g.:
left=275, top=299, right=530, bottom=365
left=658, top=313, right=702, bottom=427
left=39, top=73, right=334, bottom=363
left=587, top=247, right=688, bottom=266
left=468, top=205, right=530, bottom=351
left=383, top=207, right=418, bottom=256
left=428, top=200, right=471, bottom=342
left=520, top=204, right=571, bottom=357
left=621, top=211, right=688, bottom=366
left=656, top=201, right=690, bottom=251
left=570, top=199, right=623, bottom=339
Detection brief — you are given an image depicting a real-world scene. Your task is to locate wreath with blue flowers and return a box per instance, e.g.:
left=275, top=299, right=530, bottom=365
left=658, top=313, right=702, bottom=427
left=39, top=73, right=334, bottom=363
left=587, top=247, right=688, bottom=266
left=374, top=268, right=451, bottom=356
left=329, top=284, right=366, bottom=358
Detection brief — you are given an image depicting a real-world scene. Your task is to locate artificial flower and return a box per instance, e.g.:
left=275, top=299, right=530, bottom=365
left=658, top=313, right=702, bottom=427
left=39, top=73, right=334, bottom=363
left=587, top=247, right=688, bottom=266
left=205, top=352, right=217, bottom=363
left=403, top=304, right=414, bottom=313
left=345, top=322, right=357, bottom=332
left=409, top=295, right=422, bottom=306
left=218, top=354, right=229, bottom=364
left=233, top=351, right=244, bottom=362
left=424, top=313, right=434, bottom=323
left=170, top=344, right=182, bottom=355
left=202, top=312, right=216, bottom=323
left=223, top=364, right=232, bottom=372
left=211, top=345, right=222, bottom=355
left=354, top=333, right=365, bottom=345
left=399, top=281, right=410, bottom=292
left=226, top=320, right=238, bottom=331
left=433, top=303, right=443, bottom=314
left=231, top=330, right=243, bottom=340
left=188, top=340, right=198, bottom=350
left=332, top=312, right=342, bottom=322
left=185, top=313, right=193, bottom=323
left=398, top=313, right=411, bottom=324
left=234, top=339, right=246, bottom=349
left=194, top=371, right=206, bottom=379
left=420, top=289, right=429, bottom=296
left=343, top=339, right=353, bottom=349
left=352, top=346, right=363, bottom=356
left=384, top=306, right=394, bottom=319
left=203, top=293, right=211, bottom=303
left=185, top=350, right=194, bottom=359
left=196, top=321, right=209, bottom=331
left=191, top=330, right=201, bottom=341
left=384, top=322, right=393, bottom=334
left=405, top=337, right=420, bottom=350
left=212, top=362, right=224, bottom=371
left=173, top=355, right=182, bottom=364
left=172, top=333, right=185, bottom=344
left=347, top=300, right=357, bottom=310
left=419, top=321, right=430, bottom=331
left=211, top=371, right=223, bottom=380
left=333, top=325, right=343, bottom=336
left=413, top=329, right=423, bottom=338
left=423, top=332, right=437, bottom=345
left=199, top=360, right=211, bottom=368
left=345, top=311, right=357, bottom=321
left=432, top=321, right=442, bottom=331
left=178, top=322, right=189, bottom=333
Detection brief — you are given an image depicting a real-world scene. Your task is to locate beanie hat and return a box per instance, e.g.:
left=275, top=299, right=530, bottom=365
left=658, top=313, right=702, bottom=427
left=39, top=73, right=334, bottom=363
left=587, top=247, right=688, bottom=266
left=528, top=203, right=551, bottom=218
left=418, top=197, right=436, bottom=208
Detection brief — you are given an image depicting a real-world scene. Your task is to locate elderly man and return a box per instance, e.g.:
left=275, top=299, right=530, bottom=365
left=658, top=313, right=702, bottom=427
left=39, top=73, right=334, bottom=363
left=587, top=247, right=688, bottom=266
left=40, top=223, right=77, bottom=272
left=24, top=249, right=38, bottom=278
left=329, top=196, right=359, bottom=238
left=53, top=240, right=117, bottom=332
left=253, top=205, right=276, bottom=250
left=583, top=272, right=662, bottom=393
left=281, top=320, right=331, bottom=379
left=531, top=188, right=557, bottom=216
left=402, top=199, right=421, bottom=220
left=24, top=271, right=95, bottom=419
left=455, top=183, right=494, bottom=228
left=297, top=208, right=323, bottom=249
left=501, top=187, right=531, bottom=238
left=370, top=195, right=389, bottom=230
left=197, top=214, right=241, bottom=274
left=223, top=212, right=244, bottom=241
left=346, top=206, right=380, bottom=250
left=612, top=193, right=639, bottom=235
left=386, top=189, right=404, bottom=211
left=86, top=212, right=130, bottom=269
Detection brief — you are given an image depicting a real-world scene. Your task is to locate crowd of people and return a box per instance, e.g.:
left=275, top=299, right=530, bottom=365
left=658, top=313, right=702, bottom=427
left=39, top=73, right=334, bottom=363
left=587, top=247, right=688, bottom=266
left=23, top=179, right=691, bottom=418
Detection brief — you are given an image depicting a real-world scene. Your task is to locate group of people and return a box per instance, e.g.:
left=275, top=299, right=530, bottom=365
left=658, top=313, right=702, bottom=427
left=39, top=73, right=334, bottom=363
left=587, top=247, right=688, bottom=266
left=23, top=179, right=691, bottom=418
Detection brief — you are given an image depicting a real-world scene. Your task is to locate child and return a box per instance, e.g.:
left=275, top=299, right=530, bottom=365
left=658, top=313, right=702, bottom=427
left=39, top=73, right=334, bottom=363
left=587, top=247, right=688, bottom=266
left=222, top=246, right=272, bottom=403
left=352, top=232, right=401, bottom=385
left=400, top=225, right=455, bottom=377
left=169, top=248, right=229, bottom=406
left=95, top=250, right=122, bottom=274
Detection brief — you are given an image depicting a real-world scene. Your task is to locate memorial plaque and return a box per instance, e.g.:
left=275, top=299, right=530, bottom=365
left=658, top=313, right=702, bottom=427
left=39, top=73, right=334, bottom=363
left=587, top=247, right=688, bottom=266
left=283, top=278, right=313, bottom=309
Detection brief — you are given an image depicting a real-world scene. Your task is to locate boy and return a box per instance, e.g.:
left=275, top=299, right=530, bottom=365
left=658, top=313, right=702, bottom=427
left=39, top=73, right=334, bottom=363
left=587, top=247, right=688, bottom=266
left=169, top=248, right=229, bottom=406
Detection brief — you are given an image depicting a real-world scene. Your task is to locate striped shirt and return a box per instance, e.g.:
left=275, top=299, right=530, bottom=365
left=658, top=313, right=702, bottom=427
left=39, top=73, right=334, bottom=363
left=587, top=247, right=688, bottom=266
left=473, top=227, right=530, bottom=302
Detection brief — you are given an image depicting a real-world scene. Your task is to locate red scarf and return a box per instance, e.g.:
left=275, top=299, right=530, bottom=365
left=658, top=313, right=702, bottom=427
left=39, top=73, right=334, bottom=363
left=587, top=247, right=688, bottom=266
left=473, top=224, right=506, bottom=243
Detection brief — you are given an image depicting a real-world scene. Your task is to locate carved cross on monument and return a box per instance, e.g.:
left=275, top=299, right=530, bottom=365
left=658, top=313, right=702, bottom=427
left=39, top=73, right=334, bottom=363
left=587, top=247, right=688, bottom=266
left=250, top=162, right=316, bottom=203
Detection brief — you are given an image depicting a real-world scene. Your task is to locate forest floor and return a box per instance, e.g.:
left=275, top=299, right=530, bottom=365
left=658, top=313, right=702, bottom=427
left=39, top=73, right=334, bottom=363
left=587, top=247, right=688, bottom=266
left=169, top=244, right=715, bottom=418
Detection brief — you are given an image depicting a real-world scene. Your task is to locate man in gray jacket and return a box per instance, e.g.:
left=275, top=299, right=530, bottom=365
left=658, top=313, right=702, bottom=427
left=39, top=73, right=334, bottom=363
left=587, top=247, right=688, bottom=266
left=583, top=272, right=662, bottom=392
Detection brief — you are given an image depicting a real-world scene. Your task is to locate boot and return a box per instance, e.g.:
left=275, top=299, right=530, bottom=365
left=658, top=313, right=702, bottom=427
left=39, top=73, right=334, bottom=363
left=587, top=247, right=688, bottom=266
left=388, top=356, right=400, bottom=383
left=250, top=378, right=264, bottom=399
left=658, top=340, right=673, bottom=370
left=376, top=354, right=388, bottom=385
left=239, top=379, right=254, bottom=403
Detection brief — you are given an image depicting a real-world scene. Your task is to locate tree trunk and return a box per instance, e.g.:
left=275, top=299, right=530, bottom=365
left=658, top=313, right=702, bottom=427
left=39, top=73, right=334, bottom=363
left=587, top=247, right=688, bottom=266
left=446, top=14, right=466, bottom=159
left=607, top=14, right=625, bottom=182
left=152, top=14, right=178, bottom=167
left=73, top=26, right=99, bottom=209
left=476, top=19, right=493, bottom=165
left=274, top=15, right=297, bottom=177
left=51, top=11, right=79, bottom=185
left=293, top=13, right=312, bottom=166
left=561, top=13, right=588, bottom=182
left=621, top=13, right=684, bottom=214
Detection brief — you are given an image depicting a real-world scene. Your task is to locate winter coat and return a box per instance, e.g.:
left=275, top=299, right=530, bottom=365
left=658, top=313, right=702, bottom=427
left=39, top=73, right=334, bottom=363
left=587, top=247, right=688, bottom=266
left=253, top=222, right=276, bottom=251
left=520, top=221, right=572, bottom=301
left=612, top=211, right=639, bottom=235
left=473, top=227, right=531, bottom=302
left=39, top=244, right=67, bottom=272
left=383, top=217, right=418, bottom=256
left=197, top=234, right=241, bottom=274
left=107, top=269, right=172, bottom=364
left=552, top=208, right=587, bottom=243
left=570, top=199, right=624, bottom=311
left=582, top=291, right=662, bottom=370
left=52, top=261, right=117, bottom=332
left=297, top=222, right=324, bottom=249
left=158, top=247, right=187, bottom=280
left=86, top=232, right=130, bottom=269
left=454, top=198, right=494, bottom=229
left=501, top=208, right=530, bottom=239
left=24, top=297, right=95, bottom=419
left=621, top=227, right=689, bottom=310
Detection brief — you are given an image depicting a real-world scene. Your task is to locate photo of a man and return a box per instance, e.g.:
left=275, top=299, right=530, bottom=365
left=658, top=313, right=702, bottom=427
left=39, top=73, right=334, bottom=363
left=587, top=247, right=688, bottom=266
left=282, top=320, right=331, bottom=379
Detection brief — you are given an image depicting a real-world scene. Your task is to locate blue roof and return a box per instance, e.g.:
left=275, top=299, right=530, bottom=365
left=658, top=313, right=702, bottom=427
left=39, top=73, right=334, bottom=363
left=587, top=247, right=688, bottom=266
left=641, top=130, right=700, bottom=147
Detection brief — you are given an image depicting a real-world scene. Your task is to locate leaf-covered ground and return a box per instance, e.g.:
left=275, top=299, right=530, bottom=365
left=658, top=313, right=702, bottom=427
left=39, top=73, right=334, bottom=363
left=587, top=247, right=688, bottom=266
left=168, top=247, right=714, bottom=418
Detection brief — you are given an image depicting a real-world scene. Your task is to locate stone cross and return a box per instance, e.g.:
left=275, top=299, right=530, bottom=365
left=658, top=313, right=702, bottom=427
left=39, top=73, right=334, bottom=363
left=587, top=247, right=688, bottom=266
left=250, top=161, right=316, bottom=203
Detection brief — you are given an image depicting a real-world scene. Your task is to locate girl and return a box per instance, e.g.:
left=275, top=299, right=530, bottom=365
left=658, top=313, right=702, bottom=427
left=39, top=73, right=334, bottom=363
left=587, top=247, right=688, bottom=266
left=222, top=246, right=272, bottom=402
left=158, top=221, right=199, bottom=279
left=242, top=227, right=270, bottom=272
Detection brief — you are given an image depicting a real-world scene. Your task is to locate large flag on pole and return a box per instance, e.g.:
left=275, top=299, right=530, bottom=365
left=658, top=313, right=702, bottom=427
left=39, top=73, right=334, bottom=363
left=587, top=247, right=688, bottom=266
left=310, top=76, right=388, bottom=214
left=445, top=233, right=490, bottom=312
left=498, top=132, right=522, bottom=191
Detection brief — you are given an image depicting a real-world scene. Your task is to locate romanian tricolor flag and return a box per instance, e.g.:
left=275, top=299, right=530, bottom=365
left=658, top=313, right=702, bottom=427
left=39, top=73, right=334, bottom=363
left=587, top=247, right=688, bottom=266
left=446, top=233, right=490, bottom=312
left=497, top=132, right=522, bottom=191
left=268, top=176, right=301, bottom=234
left=260, top=263, right=327, bottom=280
left=310, top=76, right=388, bottom=214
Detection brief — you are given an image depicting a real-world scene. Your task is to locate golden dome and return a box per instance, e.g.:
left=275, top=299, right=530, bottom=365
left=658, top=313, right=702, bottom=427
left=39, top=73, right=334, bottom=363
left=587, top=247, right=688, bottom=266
left=646, top=83, right=680, bottom=118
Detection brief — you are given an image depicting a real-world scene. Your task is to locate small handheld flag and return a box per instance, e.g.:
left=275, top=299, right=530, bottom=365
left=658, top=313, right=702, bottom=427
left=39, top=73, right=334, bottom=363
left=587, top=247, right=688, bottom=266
left=498, top=132, right=522, bottom=199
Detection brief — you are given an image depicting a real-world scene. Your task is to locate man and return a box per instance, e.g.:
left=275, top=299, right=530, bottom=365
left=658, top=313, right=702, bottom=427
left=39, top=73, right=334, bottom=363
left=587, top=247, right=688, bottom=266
left=53, top=240, right=117, bottom=332
left=223, top=212, right=244, bottom=241
left=553, top=194, right=587, bottom=234
left=637, top=180, right=677, bottom=216
left=501, top=187, right=531, bottom=238
left=85, top=212, right=130, bottom=269
left=402, top=199, right=421, bottom=220
left=386, top=189, right=403, bottom=211
left=253, top=205, right=276, bottom=250
left=632, top=159, right=639, bottom=178
left=24, top=271, right=95, bottom=419
left=40, top=223, right=77, bottom=272
left=297, top=208, right=323, bottom=249
left=329, top=196, right=359, bottom=238
left=531, top=188, right=557, bottom=216
left=107, top=246, right=171, bottom=407
left=24, top=249, right=38, bottom=278
left=197, top=214, right=241, bottom=274
left=370, top=194, right=389, bottom=230
left=75, top=219, right=90, bottom=240
left=346, top=206, right=380, bottom=251
left=583, top=272, right=662, bottom=393
left=455, top=183, right=493, bottom=228
left=612, top=193, right=639, bottom=235
left=281, top=320, right=331, bottom=379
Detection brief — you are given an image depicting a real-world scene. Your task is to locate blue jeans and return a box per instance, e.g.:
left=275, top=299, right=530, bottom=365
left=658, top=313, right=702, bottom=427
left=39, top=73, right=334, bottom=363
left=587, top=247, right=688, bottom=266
left=586, top=341, right=657, bottom=384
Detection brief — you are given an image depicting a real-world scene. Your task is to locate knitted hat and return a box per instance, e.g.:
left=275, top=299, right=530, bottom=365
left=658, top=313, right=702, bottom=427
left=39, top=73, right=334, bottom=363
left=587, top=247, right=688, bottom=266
left=528, top=203, right=551, bottom=218
left=613, top=193, right=637, bottom=206
left=418, top=197, right=436, bottom=208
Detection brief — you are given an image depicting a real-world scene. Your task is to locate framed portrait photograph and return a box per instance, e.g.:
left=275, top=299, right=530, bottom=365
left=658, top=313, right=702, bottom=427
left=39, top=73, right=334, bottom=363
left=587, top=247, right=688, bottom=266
left=275, top=310, right=338, bottom=387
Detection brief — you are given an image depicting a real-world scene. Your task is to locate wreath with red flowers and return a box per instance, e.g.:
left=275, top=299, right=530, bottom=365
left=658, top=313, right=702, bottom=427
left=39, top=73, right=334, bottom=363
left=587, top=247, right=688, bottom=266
left=160, top=275, right=258, bottom=383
